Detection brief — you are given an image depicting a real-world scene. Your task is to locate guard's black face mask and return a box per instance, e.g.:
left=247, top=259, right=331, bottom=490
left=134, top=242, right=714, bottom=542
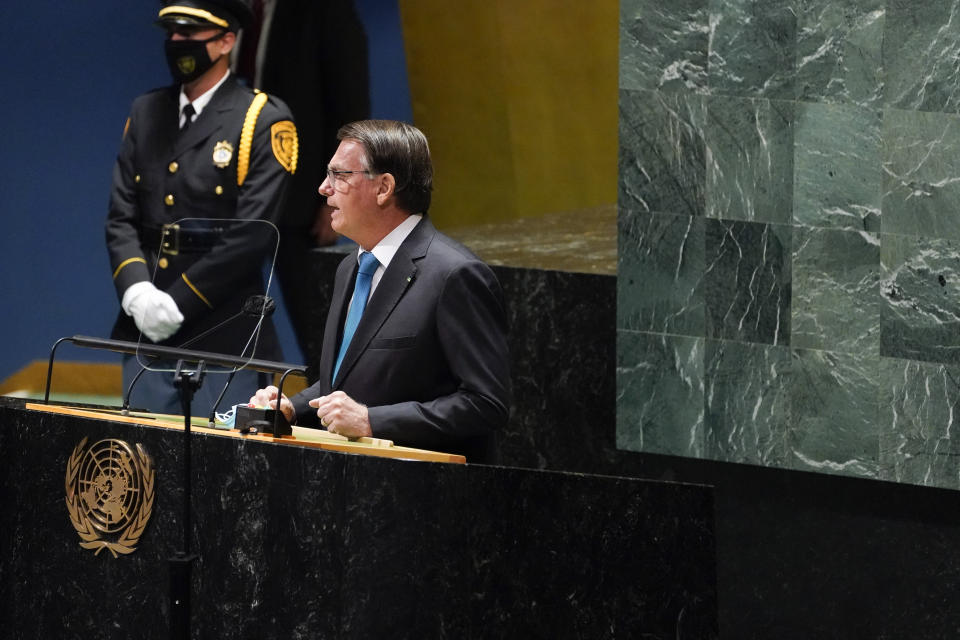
left=164, top=31, right=226, bottom=84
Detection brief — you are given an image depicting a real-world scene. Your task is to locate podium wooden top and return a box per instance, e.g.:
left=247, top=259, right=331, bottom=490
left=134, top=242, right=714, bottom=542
left=25, top=402, right=466, bottom=464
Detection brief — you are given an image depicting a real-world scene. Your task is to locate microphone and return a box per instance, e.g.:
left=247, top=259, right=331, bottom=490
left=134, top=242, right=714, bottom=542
left=206, top=295, right=278, bottom=427
left=121, top=294, right=276, bottom=415
left=242, top=294, right=275, bottom=317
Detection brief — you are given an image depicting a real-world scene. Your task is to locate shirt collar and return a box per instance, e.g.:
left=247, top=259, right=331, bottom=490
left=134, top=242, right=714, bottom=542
left=179, top=69, right=231, bottom=119
left=358, top=214, right=423, bottom=271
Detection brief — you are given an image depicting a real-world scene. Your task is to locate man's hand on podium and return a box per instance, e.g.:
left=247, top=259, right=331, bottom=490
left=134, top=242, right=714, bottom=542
left=249, top=385, right=295, bottom=423
left=309, top=391, right=372, bottom=439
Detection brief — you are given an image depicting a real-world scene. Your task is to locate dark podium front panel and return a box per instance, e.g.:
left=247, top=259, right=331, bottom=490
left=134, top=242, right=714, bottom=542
left=0, top=401, right=718, bottom=639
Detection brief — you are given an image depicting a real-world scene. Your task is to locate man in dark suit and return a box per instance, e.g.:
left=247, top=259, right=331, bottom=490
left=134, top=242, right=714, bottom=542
left=106, top=0, right=297, bottom=414
left=251, top=120, right=510, bottom=461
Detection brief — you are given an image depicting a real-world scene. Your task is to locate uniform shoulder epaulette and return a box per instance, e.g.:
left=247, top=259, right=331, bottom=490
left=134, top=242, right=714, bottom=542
left=237, top=91, right=298, bottom=186
left=237, top=92, right=269, bottom=187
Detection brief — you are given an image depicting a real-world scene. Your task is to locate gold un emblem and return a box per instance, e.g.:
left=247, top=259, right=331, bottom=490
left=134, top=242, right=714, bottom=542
left=65, top=437, right=155, bottom=557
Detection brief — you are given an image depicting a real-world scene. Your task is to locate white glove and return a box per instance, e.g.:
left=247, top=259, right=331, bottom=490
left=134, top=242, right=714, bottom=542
left=121, top=281, right=184, bottom=343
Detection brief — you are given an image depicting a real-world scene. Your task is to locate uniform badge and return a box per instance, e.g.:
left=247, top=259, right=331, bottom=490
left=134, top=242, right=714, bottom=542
left=271, top=120, right=298, bottom=173
left=212, top=140, right=234, bottom=168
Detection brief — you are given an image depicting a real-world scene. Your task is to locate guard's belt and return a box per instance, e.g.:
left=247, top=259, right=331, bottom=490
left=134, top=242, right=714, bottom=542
left=141, top=223, right=225, bottom=255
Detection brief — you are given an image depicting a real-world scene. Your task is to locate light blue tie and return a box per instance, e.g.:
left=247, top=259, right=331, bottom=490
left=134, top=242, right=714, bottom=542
left=332, top=251, right=380, bottom=383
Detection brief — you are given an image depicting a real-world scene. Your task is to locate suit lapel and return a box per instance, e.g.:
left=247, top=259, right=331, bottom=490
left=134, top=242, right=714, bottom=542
left=331, top=218, right=436, bottom=388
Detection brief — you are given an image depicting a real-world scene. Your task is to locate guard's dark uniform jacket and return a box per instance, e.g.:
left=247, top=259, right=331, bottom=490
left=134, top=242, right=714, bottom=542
left=106, top=74, right=297, bottom=359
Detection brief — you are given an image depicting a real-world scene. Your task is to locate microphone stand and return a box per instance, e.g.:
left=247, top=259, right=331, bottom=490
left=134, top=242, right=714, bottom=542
left=169, top=359, right=205, bottom=640
left=120, top=365, right=150, bottom=416
left=120, top=300, right=266, bottom=416
left=44, top=336, right=305, bottom=406
left=206, top=310, right=267, bottom=428
left=207, top=369, right=238, bottom=427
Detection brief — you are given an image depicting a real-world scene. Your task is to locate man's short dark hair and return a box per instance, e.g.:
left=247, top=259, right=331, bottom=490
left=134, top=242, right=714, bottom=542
left=337, top=119, right=433, bottom=214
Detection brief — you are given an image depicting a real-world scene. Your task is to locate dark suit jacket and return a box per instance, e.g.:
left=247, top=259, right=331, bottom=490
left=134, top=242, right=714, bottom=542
left=105, top=74, right=295, bottom=358
left=290, top=217, right=511, bottom=460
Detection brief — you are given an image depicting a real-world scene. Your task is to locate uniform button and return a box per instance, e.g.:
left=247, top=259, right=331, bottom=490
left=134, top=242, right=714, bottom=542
left=165, top=194, right=174, bottom=206
left=168, top=162, right=179, bottom=174
left=158, top=257, right=169, bottom=269
left=215, top=185, right=223, bottom=195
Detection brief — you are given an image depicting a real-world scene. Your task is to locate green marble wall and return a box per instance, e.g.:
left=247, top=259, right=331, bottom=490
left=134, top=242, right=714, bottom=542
left=618, top=0, right=960, bottom=489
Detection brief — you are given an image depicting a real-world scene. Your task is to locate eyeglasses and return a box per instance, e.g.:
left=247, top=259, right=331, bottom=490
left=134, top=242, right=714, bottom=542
left=326, top=168, right=373, bottom=191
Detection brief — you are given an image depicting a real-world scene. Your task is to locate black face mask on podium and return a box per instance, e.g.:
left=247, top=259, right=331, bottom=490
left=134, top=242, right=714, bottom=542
left=164, top=32, right=225, bottom=84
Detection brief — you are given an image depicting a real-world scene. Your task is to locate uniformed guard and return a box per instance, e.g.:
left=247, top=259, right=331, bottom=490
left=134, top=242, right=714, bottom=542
left=105, top=0, right=299, bottom=415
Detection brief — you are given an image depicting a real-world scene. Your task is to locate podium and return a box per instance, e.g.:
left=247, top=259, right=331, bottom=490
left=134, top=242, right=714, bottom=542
left=0, top=398, right=718, bottom=638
